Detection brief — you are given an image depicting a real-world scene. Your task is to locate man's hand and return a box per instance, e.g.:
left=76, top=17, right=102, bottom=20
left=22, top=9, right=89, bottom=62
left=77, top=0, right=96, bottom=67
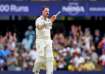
left=36, top=24, right=45, bottom=30
left=50, top=15, right=56, bottom=23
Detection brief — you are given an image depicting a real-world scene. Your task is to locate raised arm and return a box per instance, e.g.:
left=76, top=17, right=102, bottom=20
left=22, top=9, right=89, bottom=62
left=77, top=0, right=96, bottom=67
left=50, top=15, right=56, bottom=24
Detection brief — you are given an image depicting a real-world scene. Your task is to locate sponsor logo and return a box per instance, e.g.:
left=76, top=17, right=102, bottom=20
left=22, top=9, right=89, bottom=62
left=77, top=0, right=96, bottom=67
left=62, top=2, right=85, bottom=15
left=89, top=7, right=105, bottom=12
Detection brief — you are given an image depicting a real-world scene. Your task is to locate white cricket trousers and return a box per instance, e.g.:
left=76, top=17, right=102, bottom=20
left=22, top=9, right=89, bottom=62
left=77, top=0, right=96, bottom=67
left=33, top=39, right=54, bottom=74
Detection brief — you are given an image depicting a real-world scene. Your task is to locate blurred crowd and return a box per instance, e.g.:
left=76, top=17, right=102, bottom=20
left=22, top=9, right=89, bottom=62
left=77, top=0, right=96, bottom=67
left=0, top=25, right=35, bottom=71
left=53, top=25, right=104, bottom=71
left=0, top=24, right=105, bottom=71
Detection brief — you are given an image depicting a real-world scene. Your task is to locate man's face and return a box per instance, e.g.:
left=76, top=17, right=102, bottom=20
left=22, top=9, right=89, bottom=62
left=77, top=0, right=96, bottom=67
left=42, top=8, right=49, bottom=18
left=95, top=31, right=100, bottom=36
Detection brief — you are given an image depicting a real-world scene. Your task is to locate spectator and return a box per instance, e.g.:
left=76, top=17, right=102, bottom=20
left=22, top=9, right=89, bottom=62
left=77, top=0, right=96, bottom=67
left=25, top=26, right=35, bottom=47
left=22, top=26, right=35, bottom=51
left=28, top=48, right=37, bottom=61
left=99, top=51, right=105, bottom=66
left=70, top=52, right=85, bottom=68
left=0, top=45, right=11, bottom=58
left=57, top=55, right=67, bottom=70
left=22, top=37, right=31, bottom=51
left=6, top=52, right=17, bottom=71
left=0, top=56, right=5, bottom=71
left=93, top=29, right=102, bottom=55
left=83, top=28, right=93, bottom=52
left=98, top=36, right=105, bottom=53
left=70, top=41, right=81, bottom=56
left=83, top=57, right=95, bottom=71
left=90, top=50, right=98, bottom=64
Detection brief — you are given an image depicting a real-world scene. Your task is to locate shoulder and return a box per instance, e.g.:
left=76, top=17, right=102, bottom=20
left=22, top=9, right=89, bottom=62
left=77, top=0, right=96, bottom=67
left=35, top=16, right=44, bottom=24
left=36, top=17, right=40, bottom=22
left=36, top=16, right=43, bottom=21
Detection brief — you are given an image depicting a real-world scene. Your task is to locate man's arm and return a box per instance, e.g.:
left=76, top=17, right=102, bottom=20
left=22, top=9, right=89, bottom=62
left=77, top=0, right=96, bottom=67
left=50, top=11, right=61, bottom=23
left=36, top=24, right=45, bottom=30
left=50, top=15, right=56, bottom=24
left=35, top=18, right=45, bottom=30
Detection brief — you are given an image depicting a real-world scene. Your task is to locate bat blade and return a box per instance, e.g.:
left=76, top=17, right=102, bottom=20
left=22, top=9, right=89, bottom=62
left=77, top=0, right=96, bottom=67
left=55, top=11, right=61, bottom=17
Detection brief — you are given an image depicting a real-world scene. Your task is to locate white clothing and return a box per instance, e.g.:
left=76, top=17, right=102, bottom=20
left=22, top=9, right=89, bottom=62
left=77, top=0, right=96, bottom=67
left=72, top=56, right=85, bottom=67
left=33, top=16, right=53, bottom=74
left=29, top=50, right=37, bottom=61
left=100, top=55, right=105, bottom=61
left=36, top=16, right=52, bottom=39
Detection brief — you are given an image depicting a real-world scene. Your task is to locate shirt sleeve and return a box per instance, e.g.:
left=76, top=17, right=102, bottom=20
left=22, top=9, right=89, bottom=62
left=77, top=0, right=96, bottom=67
left=35, top=18, right=44, bottom=26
